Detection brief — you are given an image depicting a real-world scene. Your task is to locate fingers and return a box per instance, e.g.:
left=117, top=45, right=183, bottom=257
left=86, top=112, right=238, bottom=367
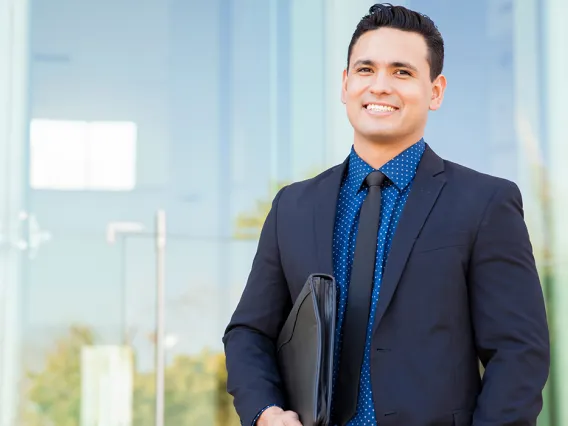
left=282, top=411, right=302, bottom=426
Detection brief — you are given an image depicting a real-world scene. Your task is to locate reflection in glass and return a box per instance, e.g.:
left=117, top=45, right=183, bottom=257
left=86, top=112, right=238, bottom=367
left=30, top=119, right=137, bottom=191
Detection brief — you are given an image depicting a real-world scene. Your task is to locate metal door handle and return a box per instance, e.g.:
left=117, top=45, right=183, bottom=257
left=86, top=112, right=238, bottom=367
left=0, top=211, right=51, bottom=257
left=104, top=211, right=167, bottom=426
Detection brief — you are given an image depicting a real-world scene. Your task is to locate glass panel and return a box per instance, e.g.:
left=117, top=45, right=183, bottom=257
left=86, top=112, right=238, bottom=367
left=542, top=0, right=568, bottom=424
left=119, top=234, right=257, bottom=426
left=18, top=232, right=138, bottom=425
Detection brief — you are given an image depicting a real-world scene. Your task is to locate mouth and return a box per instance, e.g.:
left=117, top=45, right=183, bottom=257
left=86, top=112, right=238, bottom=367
left=363, top=103, right=399, bottom=116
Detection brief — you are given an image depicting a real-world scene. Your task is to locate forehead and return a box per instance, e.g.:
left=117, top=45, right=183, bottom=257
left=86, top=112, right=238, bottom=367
left=350, top=27, right=429, bottom=68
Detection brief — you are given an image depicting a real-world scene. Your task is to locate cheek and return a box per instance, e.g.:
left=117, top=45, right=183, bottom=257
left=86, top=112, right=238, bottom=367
left=398, top=86, right=426, bottom=106
left=399, top=87, right=425, bottom=105
left=345, top=87, right=364, bottom=113
left=345, top=84, right=363, bottom=100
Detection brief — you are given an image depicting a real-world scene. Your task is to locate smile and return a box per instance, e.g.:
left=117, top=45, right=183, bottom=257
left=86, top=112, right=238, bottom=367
left=364, top=103, right=399, bottom=116
left=365, top=103, right=398, bottom=112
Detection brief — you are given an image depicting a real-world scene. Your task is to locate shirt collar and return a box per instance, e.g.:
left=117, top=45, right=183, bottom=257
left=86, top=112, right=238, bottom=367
left=345, top=139, right=426, bottom=194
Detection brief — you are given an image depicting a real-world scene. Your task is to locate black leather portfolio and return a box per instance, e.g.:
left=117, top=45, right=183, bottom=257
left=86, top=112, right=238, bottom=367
left=276, top=273, right=337, bottom=426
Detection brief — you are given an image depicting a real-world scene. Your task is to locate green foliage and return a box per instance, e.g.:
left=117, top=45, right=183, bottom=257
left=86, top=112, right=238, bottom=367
left=21, top=326, right=240, bottom=426
left=22, top=325, right=94, bottom=426
left=233, top=180, right=290, bottom=240
left=131, top=350, right=239, bottom=426
left=233, top=168, right=325, bottom=240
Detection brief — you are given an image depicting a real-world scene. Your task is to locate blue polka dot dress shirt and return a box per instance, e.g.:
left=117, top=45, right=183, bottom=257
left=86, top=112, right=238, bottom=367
left=331, top=140, right=425, bottom=425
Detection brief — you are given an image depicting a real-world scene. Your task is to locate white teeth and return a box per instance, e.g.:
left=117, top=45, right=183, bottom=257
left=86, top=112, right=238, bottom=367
left=366, top=104, right=396, bottom=112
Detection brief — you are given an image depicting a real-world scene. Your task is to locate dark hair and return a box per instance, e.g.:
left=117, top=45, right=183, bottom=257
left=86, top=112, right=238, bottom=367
left=347, top=3, right=444, bottom=81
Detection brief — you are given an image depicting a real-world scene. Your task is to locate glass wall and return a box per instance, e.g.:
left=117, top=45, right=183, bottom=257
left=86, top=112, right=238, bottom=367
left=0, top=0, right=566, bottom=425
left=542, top=0, right=568, bottom=423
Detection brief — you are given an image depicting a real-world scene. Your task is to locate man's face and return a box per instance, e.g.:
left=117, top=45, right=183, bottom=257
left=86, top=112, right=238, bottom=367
left=341, top=27, right=446, bottom=145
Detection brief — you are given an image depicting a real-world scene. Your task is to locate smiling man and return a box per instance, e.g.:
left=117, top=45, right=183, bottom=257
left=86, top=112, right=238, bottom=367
left=223, top=4, right=550, bottom=426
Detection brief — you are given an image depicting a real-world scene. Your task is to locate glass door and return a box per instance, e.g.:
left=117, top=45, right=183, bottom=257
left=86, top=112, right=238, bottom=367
left=116, top=228, right=261, bottom=425
left=12, top=1, right=328, bottom=425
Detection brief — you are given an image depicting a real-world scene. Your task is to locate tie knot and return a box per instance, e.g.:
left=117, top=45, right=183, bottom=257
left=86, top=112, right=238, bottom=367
left=365, top=170, right=386, bottom=188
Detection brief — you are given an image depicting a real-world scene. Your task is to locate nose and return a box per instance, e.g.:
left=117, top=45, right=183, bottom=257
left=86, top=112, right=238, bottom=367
left=369, top=70, right=393, bottom=95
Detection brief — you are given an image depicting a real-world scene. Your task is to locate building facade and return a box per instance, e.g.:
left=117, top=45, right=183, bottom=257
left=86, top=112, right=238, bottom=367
left=0, top=0, right=565, bottom=424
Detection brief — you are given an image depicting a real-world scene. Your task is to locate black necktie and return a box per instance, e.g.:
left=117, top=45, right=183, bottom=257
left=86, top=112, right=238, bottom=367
left=335, top=170, right=386, bottom=425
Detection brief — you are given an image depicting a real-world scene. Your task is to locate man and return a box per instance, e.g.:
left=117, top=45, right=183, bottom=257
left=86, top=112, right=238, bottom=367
left=223, top=4, right=550, bottom=426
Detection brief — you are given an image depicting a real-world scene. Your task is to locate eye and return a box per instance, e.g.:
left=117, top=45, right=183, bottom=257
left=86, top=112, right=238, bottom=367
left=357, top=67, right=373, bottom=73
left=395, top=69, right=411, bottom=76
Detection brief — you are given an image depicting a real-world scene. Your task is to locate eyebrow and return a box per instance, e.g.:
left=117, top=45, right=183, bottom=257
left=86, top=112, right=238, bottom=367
left=351, top=59, right=419, bottom=73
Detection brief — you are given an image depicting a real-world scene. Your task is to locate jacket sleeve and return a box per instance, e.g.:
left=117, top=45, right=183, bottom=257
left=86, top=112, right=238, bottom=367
left=222, top=186, right=291, bottom=425
left=469, top=181, right=550, bottom=425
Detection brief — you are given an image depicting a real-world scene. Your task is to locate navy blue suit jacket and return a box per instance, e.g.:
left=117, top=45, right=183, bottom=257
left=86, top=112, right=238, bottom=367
left=223, top=145, right=550, bottom=426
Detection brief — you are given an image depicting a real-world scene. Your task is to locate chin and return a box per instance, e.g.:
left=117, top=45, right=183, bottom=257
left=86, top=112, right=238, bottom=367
left=361, top=129, right=401, bottom=142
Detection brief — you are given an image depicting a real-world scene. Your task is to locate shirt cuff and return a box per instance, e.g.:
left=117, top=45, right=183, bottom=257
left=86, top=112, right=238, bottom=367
left=252, top=404, right=280, bottom=425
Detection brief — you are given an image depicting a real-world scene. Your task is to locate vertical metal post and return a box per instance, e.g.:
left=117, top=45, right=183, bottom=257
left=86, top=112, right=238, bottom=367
left=0, top=0, right=30, bottom=424
left=154, top=210, right=166, bottom=426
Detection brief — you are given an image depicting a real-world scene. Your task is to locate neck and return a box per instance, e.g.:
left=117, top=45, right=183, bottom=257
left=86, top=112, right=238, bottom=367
left=353, top=134, right=423, bottom=169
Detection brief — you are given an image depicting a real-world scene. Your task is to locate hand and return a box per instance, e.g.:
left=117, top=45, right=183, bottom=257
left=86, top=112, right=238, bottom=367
left=257, top=406, right=303, bottom=426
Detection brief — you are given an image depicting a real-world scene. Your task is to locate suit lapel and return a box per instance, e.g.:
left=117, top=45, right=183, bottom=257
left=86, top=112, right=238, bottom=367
left=313, top=158, right=349, bottom=275
left=372, top=146, right=447, bottom=334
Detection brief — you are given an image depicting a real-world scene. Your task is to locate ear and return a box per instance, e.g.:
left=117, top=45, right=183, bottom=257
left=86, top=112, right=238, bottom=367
left=429, top=74, right=447, bottom=111
left=341, top=69, right=348, bottom=104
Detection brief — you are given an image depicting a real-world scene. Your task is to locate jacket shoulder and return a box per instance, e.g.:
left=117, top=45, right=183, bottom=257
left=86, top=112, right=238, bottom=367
left=442, top=159, right=520, bottom=195
left=278, top=162, right=344, bottom=200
